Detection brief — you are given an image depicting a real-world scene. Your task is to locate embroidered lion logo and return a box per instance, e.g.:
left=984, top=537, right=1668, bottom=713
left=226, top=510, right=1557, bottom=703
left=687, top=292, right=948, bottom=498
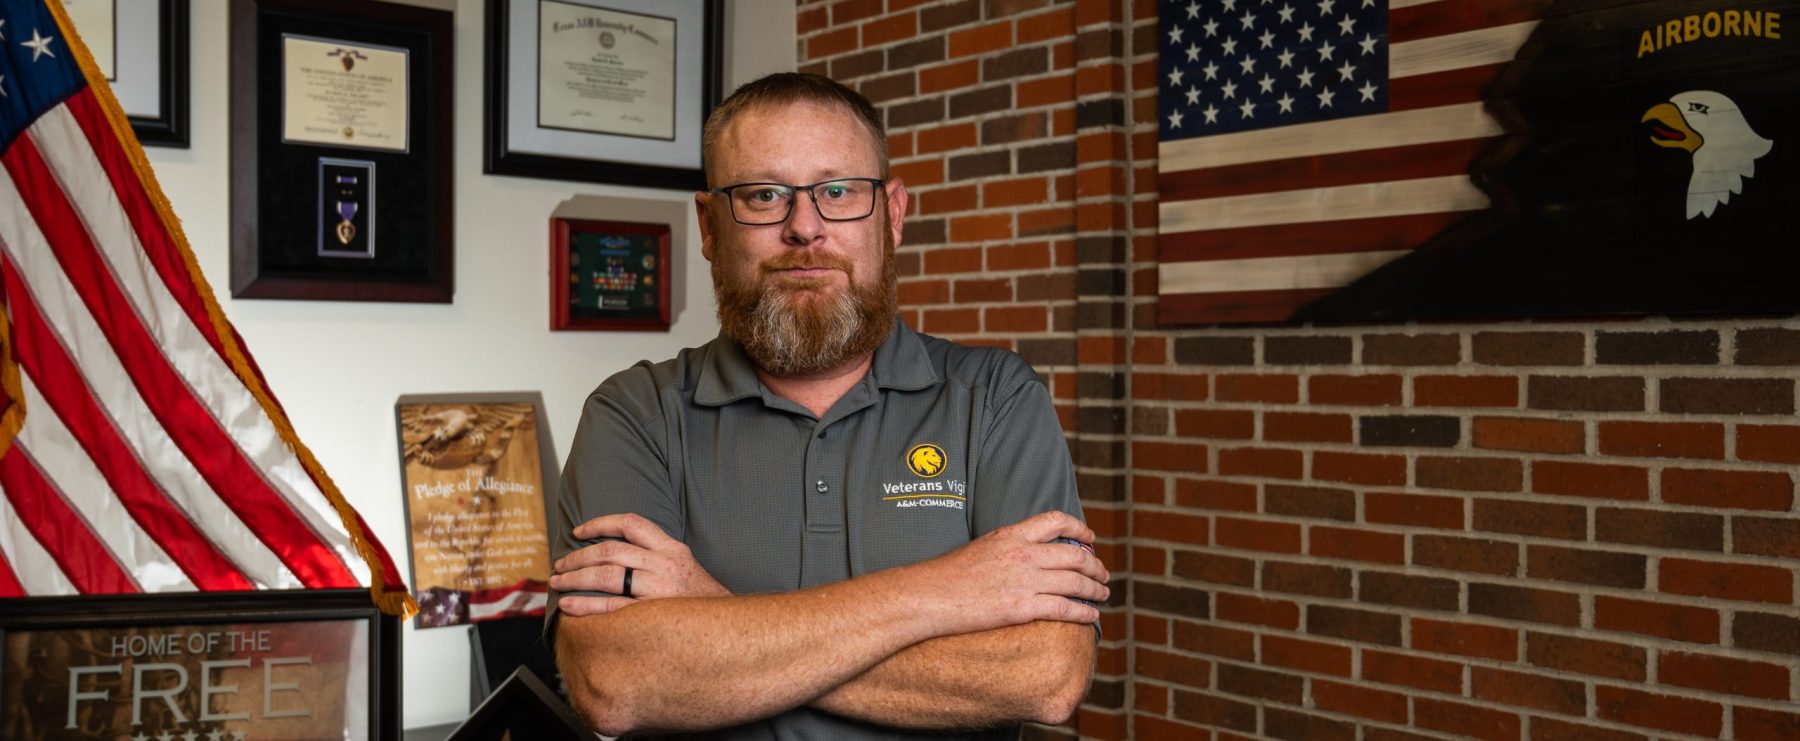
left=906, top=443, right=946, bottom=478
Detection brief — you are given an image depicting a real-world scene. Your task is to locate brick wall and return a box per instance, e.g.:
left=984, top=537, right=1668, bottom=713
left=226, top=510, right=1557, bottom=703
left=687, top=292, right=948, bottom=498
left=795, top=1, right=1800, bottom=739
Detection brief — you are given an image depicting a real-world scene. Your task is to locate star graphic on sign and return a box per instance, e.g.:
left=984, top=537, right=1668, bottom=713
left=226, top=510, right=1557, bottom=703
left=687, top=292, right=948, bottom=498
left=1277, top=92, right=1296, bottom=113
left=182, top=731, right=200, bottom=741
left=1259, top=29, right=1275, bottom=48
left=1338, top=14, right=1357, bottom=35
left=1337, top=60, right=1357, bottom=81
left=1185, top=85, right=1202, bottom=105
left=131, top=734, right=150, bottom=741
left=1202, top=60, right=1220, bottom=80
left=1359, top=80, right=1379, bottom=101
left=1317, top=40, right=1336, bottom=61
left=207, top=731, right=227, bottom=741
left=1167, top=109, right=1184, bottom=129
left=1277, top=4, right=1296, bottom=23
left=1167, top=24, right=1184, bottom=44
left=1203, top=18, right=1219, bottom=37
left=1221, top=37, right=1238, bottom=55
left=1363, top=0, right=1375, bottom=6
left=1317, top=86, right=1336, bottom=107
left=1185, top=42, right=1201, bottom=62
left=1297, top=22, right=1315, bottom=42
left=1296, top=67, right=1315, bottom=87
left=156, top=733, right=174, bottom=741
left=1201, top=104, right=1220, bottom=123
left=1257, top=74, right=1275, bottom=94
left=1239, top=10, right=1256, bottom=30
left=1167, top=66, right=1185, bottom=86
left=1239, top=99, right=1257, bottom=119
left=1238, top=54, right=1256, bottom=75
left=1317, top=0, right=1336, bottom=15
left=1359, top=33, right=1378, bottom=55
left=22, top=28, right=55, bottom=62
left=1221, top=79, right=1238, bottom=99
left=233, top=731, right=247, bottom=741
left=1277, top=48, right=1295, bottom=68
left=1186, top=1, right=1201, bottom=19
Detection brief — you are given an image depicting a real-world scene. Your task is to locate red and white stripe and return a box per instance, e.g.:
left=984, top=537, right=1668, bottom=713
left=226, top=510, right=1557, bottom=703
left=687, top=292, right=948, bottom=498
left=1156, top=0, right=1545, bottom=324
left=0, top=87, right=381, bottom=596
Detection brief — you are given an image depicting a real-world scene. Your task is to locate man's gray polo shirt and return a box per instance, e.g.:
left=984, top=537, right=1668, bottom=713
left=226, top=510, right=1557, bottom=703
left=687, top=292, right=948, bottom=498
left=549, top=319, right=1084, bottom=740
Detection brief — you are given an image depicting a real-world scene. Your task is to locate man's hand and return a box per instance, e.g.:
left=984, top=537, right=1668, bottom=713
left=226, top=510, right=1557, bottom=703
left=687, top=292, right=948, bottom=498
left=906, top=510, right=1110, bottom=635
left=550, top=513, right=731, bottom=615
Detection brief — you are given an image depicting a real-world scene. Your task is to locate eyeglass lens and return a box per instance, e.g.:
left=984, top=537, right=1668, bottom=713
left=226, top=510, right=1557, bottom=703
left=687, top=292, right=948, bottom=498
left=729, top=180, right=878, bottom=224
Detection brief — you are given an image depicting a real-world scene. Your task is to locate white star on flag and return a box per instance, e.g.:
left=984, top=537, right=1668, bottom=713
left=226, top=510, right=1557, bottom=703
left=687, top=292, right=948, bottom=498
left=1167, top=109, right=1184, bottom=128
left=1317, top=40, right=1335, bottom=60
left=1338, top=60, right=1357, bottom=81
left=1359, top=80, right=1379, bottom=101
left=1317, top=86, right=1335, bottom=107
left=1202, top=104, right=1220, bottom=123
left=1339, top=15, right=1357, bottom=35
left=22, top=28, right=55, bottom=62
left=1239, top=99, right=1256, bottom=118
left=1277, top=92, right=1296, bottom=112
left=1258, top=74, right=1276, bottom=93
left=1168, top=24, right=1184, bottom=43
left=1317, top=0, right=1335, bottom=15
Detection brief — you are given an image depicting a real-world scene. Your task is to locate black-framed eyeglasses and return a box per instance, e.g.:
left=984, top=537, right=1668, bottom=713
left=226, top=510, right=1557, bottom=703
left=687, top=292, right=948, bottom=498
left=710, top=178, right=885, bottom=225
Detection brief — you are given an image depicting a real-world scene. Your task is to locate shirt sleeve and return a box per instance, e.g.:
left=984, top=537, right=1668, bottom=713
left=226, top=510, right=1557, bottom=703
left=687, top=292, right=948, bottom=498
left=970, top=358, right=1084, bottom=536
left=544, top=373, right=682, bottom=641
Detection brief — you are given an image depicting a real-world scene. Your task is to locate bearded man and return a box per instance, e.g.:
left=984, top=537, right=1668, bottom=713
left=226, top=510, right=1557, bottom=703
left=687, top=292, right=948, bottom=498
left=546, top=73, right=1106, bottom=739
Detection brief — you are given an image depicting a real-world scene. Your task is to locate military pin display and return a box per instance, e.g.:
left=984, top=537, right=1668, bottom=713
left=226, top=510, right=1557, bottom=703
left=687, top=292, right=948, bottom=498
left=550, top=217, right=672, bottom=331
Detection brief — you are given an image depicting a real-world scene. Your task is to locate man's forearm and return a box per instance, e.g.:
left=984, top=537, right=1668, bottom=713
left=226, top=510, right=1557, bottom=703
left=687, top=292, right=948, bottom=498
left=557, top=567, right=941, bottom=735
left=808, top=620, right=1097, bottom=729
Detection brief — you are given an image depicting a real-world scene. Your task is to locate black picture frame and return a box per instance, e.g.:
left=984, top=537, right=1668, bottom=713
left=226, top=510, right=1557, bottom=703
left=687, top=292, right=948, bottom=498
left=229, top=0, right=454, bottom=303
left=0, top=589, right=400, bottom=739
left=99, top=0, right=190, bottom=147
left=449, top=667, right=590, bottom=741
left=484, top=0, right=722, bottom=190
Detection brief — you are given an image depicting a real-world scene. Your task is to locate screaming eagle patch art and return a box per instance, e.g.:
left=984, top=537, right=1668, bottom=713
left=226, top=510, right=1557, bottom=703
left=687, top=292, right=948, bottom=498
left=1277, top=0, right=1800, bottom=322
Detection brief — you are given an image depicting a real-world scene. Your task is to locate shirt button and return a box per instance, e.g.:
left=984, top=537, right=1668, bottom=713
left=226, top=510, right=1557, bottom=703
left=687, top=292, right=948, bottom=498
left=815, top=480, right=829, bottom=494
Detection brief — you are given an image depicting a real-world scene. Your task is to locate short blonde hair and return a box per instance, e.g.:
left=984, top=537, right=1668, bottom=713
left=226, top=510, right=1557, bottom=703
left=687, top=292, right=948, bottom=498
left=702, top=73, right=888, bottom=188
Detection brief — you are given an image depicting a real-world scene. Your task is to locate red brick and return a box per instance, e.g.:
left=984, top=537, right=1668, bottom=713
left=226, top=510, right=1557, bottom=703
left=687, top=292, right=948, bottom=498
left=1173, top=619, right=1256, bottom=661
left=1532, top=460, right=1650, bottom=500
left=1312, top=679, right=1407, bottom=724
left=1214, top=592, right=1299, bottom=629
left=1411, top=617, right=1517, bottom=661
left=922, top=308, right=978, bottom=334
left=1131, top=544, right=1167, bottom=576
left=1175, top=409, right=1254, bottom=440
left=1217, top=447, right=1303, bottom=479
left=1738, top=423, right=1800, bottom=463
left=1530, top=718, right=1650, bottom=741
left=1309, top=374, right=1403, bottom=405
left=1076, top=708, right=1126, bottom=741
left=984, top=305, right=1045, bottom=333
left=1595, top=686, right=1722, bottom=737
left=1215, top=517, right=1301, bottom=553
left=1471, top=667, right=1586, bottom=715
left=1131, top=679, right=1168, bottom=714
left=1263, top=412, right=1353, bottom=443
left=1415, top=698, right=1521, bottom=741
left=1135, top=647, right=1211, bottom=689
left=1736, top=706, right=1800, bottom=741
left=1526, top=631, right=1646, bottom=681
left=1662, top=468, right=1793, bottom=511
left=897, top=278, right=949, bottom=305
left=1417, top=455, right=1523, bottom=492
left=1261, top=634, right=1351, bottom=677
left=916, top=122, right=977, bottom=154
left=1131, top=510, right=1209, bottom=546
left=919, top=59, right=979, bottom=94
left=985, top=241, right=1049, bottom=272
left=806, top=26, right=859, bottom=58
left=1133, top=441, right=1208, bottom=473
left=1313, top=451, right=1407, bottom=486
left=1658, top=651, right=1790, bottom=700
left=1598, top=421, right=1725, bottom=459
left=1363, top=649, right=1462, bottom=692
left=1132, top=336, right=1167, bottom=365
left=1594, top=595, right=1719, bottom=643
left=919, top=183, right=979, bottom=215
left=861, top=13, right=918, bottom=45
left=948, top=19, right=1011, bottom=57
left=1414, top=375, right=1519, bottom=407
left=1659, top=557, right=1793, bottom=604
left=1017, top=206, right=1074, bottom=235
left=797, top=6, right=828, bottom=35
left=952, top=277, right=1011, bottom=303
left=1365, top=492, right=1464, bottom=529
left=922, top=246, right=981, bottom=274
left=1077, top=336, right=1123, bottom=365
left=829, top=0, right=882, bottom=25
left=983, top=176, right=1051, bottom=208
left=1135, top=714, right=1212, bottom=741
left=1017, top=73, right=1077, bottom=107
left=1472, top=416, right=1586, bottom=454
left=891, top=159, right=943, bottom=187
left=1132, top=372, right=1208, bottom=401
left=949, top=214, right=1012, bottom=242
left=1310, top=526, right=1404, bottom=564
left=1174, top=478, right=1255, bottom=512
left=1017, top=6, right=1076, bottom=43
left=1215, top=373, right=1299, bottom=403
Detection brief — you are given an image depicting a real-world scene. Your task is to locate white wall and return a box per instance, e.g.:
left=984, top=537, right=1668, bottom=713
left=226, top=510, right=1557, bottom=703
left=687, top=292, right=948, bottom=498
left=145, top=0, right=795, bottom=728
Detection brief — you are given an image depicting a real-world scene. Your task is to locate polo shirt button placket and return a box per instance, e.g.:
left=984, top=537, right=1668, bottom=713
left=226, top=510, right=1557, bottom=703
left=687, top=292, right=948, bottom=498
left=815, top=479, right=829, bottom=494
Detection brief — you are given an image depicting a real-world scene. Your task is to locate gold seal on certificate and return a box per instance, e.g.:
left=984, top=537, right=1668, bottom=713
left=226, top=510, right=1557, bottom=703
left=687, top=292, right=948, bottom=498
left=537, top=1, right=677, bottom=141
left=281, top=35, right=410, bottom=152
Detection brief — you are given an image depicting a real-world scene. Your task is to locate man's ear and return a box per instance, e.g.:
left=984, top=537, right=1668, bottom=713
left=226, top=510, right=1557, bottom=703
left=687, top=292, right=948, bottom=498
left=884, top=178, right=908, bottom=250
left=695, top=191, right=717, bottom=262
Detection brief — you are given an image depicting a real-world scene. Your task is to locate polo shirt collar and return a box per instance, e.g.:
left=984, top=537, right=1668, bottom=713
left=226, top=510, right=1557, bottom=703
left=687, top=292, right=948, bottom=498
left=693, top=319, right=939, bottom=407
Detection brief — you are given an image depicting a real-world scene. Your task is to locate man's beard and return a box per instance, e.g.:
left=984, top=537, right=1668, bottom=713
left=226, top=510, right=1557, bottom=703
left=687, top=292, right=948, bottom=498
left=713, top=230, right=897, bottom=377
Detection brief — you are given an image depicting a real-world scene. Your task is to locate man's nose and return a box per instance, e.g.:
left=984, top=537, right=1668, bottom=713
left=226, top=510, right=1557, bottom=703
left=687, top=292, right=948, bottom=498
left=781, top=191, right=825, bottom=245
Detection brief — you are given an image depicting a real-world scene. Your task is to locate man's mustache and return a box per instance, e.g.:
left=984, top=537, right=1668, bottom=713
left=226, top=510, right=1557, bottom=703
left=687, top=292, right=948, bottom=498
left=760, top=254, right=854, bottom=274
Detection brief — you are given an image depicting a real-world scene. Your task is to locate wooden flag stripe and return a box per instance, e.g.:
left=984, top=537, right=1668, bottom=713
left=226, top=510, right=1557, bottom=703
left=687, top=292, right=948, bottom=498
left=1157, top=212, right=1470, bottom=263
left=1159, top=138, right=1491, bottom=201
left=1158, top=174, right=1488, bottom=234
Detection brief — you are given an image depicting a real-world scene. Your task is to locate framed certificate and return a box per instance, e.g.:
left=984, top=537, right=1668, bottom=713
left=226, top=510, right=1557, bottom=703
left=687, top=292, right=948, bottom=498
left=550, top=217, right=672, bottom=331
left=229, top=0, right=453, bottom=303
left=0, top=589, right=398, bottom=740
left=62, top=0, right=189, bottom=147
left=485, top=0, right=721, bottom=190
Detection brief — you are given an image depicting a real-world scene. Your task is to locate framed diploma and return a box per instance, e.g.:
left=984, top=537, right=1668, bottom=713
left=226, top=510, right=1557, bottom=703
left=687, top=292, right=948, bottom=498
left=0, top=589, right=399, bottom=740
left=62, top=0, right=189, bottom=147
left=485, top=0, right=721, bottom=190
left=550, top=217, right=671, bottom=331
left=229, top=0, right=453, bottom=302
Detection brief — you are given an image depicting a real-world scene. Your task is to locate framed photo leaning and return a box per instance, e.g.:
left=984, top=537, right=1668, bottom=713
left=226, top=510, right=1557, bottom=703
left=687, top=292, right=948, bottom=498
left=63, top=0, right=190, bottom=146
left=551, top=217, right=671, bottom=331
left=485, top=0, right=721, bottom=190
left=229, top=0, right=454, bottom=302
